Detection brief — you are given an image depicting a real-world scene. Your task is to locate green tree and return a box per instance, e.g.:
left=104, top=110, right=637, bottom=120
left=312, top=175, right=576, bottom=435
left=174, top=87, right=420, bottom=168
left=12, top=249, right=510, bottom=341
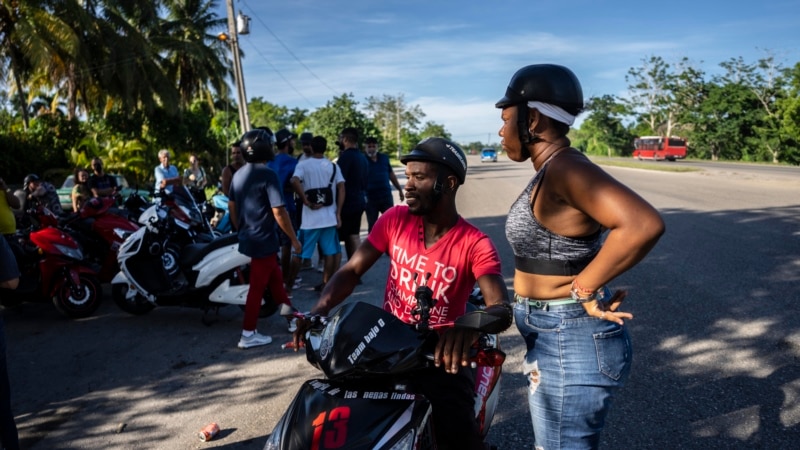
left=157, top=0, right=229, bottom=109
left=364, top=93, right=424, bottom=159
left=0, top=0, right=80, bottom=128
left=574, top=95, right=632, bottom=157
left=777, top=62, right=800, bottom=164
left=247, top=97, right=288, bottom=131
left=308, top=93, right=377, bottom=155
left=625, top=55, right=673, bottom=135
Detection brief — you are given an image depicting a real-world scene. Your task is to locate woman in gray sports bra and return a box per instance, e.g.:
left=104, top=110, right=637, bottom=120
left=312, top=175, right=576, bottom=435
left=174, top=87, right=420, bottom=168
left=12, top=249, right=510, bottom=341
left=496, top=64, right=665, bottom=449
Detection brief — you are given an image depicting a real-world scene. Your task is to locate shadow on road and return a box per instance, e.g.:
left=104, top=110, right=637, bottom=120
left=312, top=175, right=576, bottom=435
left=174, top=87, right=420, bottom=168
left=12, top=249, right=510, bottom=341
left=3, top=203, right=800, bottom=448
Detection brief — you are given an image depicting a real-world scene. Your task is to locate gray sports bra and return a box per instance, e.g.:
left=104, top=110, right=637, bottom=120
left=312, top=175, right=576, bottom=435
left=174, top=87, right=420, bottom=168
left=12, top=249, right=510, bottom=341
left=505, top=161, right=602, bottom=275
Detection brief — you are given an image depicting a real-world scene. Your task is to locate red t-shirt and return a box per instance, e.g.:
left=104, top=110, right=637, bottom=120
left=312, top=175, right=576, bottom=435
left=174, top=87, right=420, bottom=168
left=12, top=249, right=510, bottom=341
left=367, top=206, right=502, bottom=325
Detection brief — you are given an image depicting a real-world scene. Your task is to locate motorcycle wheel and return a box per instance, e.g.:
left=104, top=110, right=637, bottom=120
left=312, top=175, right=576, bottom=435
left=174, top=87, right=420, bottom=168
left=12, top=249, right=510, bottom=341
left=162, top=243, right=181, bottom=278
left=52, top=275, right=102, bottom=319
left=112, top=283, right=156, bottom=315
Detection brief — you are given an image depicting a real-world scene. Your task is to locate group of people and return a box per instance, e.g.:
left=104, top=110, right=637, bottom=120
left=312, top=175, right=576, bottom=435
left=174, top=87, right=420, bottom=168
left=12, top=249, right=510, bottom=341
left=227, top=125, right=406, bottom=349
left=286, top=64, right=662, bottom=449
left=1, top=63, right=665, bottom=449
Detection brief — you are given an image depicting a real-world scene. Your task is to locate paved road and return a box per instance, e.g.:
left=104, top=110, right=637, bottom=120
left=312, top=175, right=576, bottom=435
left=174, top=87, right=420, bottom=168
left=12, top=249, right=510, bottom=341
left=4, top=155, right=800, bottom=449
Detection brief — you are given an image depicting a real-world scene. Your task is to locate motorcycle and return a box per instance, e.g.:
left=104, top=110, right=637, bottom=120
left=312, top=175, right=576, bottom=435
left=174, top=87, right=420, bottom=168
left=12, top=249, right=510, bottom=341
left=265, top=281, right=507, bottom=449
left=110, top=202, right=275, bottom=317
left=59, top=196, right=140, bottom=283
left=138, top=186, right=216, bottom=247
left=2, top=207, right=102, bottom=318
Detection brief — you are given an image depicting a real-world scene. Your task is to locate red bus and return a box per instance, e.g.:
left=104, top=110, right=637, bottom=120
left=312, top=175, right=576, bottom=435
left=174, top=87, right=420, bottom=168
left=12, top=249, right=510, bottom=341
left=632, top=136, right=687, bottom=161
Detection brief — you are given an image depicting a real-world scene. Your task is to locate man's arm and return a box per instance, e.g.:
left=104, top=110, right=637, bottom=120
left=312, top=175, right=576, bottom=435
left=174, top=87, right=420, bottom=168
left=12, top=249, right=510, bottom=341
left=228, top=200, right=238, bottom=230
left=90, top=176, right=116, bottom=197
left=388, top=169, right=404, bottom=201
left=290, top=176, right=309, bottom=208
left=220, top=167, right=232, bottom=197
left=291, top=239, right=383, bottom=350
left=273, top=206, right=301, bottom=255
left=335, top=181, right=345, bottom=227
left=435, top=273, right=511, bottom=375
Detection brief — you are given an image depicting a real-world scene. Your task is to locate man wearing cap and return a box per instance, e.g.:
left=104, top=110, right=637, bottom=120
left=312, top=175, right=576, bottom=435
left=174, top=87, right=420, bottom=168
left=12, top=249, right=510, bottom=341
left=364, top=136, right=404, bottom=232
left=294, top=137, right=512, bottom=450
left=297, top=132, right=313, bottom=161
left=269, top=128, right=301, bottom=291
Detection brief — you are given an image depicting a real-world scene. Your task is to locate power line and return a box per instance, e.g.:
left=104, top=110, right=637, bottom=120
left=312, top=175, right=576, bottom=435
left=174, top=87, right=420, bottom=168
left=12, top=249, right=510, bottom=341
left=239, top=0, right=340, bottom=99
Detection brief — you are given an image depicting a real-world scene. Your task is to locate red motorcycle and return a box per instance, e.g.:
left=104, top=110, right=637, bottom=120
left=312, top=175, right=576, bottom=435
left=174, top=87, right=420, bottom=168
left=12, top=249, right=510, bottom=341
left=3, top=207, right=102, bottom=318
left=61, top=196, right=140, bottom=282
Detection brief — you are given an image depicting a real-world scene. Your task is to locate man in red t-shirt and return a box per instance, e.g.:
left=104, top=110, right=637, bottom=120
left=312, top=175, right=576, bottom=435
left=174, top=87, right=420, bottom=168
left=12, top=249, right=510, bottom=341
left=295, top=137, right=512, bottom=450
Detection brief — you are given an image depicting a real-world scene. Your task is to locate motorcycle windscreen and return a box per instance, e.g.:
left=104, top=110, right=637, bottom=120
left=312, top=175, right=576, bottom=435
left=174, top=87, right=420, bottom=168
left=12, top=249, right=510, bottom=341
left=277, top=380, right=432, bottom=450
left=309, top=302, right=425, bottom=379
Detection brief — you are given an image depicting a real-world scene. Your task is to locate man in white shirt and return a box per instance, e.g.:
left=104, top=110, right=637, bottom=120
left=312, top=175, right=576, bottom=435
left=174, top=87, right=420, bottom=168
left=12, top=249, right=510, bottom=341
left=154, top=149, right=181, bottom=194
left=288, top=136, right=345, bottom=293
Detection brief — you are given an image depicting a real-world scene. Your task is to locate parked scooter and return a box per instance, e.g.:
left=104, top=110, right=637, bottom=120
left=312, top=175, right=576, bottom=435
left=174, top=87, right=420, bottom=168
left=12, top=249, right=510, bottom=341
left=60, top=196, right=140, bottom=283
left=265, top=281, right=507, bottom=449
left=138, top=186, right=216, bottom=247
left=111, top=202, right=275, bottom=317
left=3, top=207, right=102, bottom=318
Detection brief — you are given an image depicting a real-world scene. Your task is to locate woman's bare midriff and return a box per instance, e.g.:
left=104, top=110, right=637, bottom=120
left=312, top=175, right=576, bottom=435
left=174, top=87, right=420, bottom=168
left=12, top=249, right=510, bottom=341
left=513, top=270, right=573, bottom=300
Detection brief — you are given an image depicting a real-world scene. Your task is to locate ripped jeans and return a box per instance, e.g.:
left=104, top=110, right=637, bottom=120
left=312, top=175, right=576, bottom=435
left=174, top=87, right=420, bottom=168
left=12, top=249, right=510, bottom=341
left=514, top=300, right=632, bottom=450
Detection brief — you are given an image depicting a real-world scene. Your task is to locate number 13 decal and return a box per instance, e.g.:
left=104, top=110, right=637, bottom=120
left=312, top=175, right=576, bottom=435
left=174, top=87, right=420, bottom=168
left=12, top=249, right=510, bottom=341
left=311, top=406, right=350, bottom=449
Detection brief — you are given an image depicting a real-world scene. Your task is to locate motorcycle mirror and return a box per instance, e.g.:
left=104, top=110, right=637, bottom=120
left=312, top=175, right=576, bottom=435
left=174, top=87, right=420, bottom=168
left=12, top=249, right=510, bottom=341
left=454, top=310, right=508, bottom=334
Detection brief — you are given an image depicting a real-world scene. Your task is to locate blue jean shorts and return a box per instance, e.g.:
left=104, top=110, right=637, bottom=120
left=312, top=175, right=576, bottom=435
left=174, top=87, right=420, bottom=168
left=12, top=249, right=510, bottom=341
left=297, top=227, right=340, bottom=259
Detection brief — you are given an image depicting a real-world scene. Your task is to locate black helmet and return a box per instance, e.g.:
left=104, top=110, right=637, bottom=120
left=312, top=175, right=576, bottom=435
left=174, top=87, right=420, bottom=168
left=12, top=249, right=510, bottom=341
left=495, top=64, right=584, bottom=115
left=240, top=128, right=275, bottom=162
left=23, top=173, right=40, bottom=187
left=400, top=137, right=467, bottom=185
left=275, top=128, right=297, bottom=146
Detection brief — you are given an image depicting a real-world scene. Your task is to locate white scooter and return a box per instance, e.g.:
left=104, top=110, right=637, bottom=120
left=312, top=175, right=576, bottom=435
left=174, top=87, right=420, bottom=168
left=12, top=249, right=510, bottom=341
left=111, top=201, right=275, bottom=317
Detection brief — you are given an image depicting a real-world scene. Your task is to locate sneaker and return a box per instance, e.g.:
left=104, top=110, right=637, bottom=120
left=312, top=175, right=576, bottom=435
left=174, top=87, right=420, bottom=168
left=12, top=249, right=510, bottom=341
left=316, top=262, right=324, bottom=273
left=238, top=332, right=273, bottom=349
left=287, top=318, right=298, bottom=333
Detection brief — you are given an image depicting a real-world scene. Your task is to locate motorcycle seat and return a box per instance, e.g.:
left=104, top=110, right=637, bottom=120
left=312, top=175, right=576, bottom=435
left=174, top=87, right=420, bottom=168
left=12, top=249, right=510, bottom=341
left=179, top=232, right=239, bottom=268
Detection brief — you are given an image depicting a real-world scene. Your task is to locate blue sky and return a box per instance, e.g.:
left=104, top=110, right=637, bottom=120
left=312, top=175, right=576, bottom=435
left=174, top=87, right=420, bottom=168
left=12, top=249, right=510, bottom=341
left=213, top=0, right=800, bottom=144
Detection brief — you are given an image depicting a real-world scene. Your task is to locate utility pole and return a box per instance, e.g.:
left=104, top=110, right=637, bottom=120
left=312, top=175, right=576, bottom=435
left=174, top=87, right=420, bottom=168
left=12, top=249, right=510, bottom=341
left=222, top=0, right=250, bottom=133
left=396, top=106, right=401, bottom=160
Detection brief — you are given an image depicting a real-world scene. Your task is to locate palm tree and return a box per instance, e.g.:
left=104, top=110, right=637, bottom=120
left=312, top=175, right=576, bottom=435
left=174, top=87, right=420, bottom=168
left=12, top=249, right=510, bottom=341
left=0, top=0, right=79, bottom=128
left=82, top=0, right=180, bottom=119
left=157, top=0, right=229, bottom=110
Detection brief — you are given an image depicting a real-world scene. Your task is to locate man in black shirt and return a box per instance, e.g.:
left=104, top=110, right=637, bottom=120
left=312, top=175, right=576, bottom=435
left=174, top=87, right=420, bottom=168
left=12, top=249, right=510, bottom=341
left=335, top=127, right=369, bottom=261
left=88, top=157, right=118, bottom=198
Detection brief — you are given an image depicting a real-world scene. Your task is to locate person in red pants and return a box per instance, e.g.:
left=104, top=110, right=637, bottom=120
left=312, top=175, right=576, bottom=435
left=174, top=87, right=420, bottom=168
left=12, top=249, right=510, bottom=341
left=229, top=128, right=301, bottom=349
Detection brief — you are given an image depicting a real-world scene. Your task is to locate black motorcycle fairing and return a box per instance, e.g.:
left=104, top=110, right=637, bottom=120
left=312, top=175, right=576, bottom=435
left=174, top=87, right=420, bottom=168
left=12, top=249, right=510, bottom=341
left=307, top=302, right=426, bottom=380
left=270, top=379, right=434, bottom=450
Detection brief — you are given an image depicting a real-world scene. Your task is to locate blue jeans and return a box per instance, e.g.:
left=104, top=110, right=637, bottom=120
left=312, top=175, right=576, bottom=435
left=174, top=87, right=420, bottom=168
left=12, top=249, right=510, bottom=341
left=514, top=300, right=632, bottom=450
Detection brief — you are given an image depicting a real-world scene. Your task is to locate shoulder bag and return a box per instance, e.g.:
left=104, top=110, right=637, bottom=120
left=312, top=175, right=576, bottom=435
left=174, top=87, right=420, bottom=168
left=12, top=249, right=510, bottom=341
left=304, top=163, right=337, bottom=207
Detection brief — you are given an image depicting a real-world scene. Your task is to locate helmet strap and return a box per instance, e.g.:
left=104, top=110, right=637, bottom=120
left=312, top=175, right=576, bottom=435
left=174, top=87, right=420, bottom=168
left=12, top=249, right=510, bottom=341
left=432, top=170, right=448, bottom=203
left=516, top=105, right=539, bottom=159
